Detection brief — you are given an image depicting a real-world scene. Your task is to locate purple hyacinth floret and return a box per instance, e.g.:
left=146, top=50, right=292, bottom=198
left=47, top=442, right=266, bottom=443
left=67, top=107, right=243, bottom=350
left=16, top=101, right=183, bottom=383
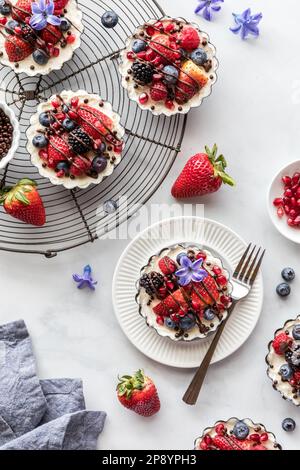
left=230, top=8, right=263, bottom=40
left=30, top=0, right=61, bottom=31
left=73, top=265, right=98, bottom=290
left=195, top=0, right=224, bottom=22
left=175, top=256, right=208, bottom=287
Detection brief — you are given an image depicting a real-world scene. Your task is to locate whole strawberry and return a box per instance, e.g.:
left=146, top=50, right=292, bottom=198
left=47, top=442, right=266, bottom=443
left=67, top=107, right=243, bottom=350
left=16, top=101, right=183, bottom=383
left=117, top=369, right=160, bottom=417
left=0, top=179, right=46, bottom=226
left=171, top=144, right=235, bottom=198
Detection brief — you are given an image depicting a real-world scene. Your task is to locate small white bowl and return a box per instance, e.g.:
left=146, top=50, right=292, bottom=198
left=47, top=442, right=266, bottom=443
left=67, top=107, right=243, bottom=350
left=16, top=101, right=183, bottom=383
left=268, top=160, right=300, bottom=243
left=0, top=101, right=20, bottom=170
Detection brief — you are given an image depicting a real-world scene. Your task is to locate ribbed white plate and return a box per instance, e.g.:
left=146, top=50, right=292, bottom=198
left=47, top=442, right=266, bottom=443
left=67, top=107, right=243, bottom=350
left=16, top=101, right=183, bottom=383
left=112, top=217, right=264, bottom=368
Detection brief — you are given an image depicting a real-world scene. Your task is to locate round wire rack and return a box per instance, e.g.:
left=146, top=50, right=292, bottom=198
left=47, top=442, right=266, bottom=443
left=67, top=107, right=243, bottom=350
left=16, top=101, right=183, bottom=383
left=0, top=0, right=187, bottom=257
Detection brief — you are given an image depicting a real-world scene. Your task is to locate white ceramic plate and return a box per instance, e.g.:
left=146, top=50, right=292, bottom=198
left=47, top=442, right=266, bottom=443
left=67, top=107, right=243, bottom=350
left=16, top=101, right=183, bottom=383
left=0, top=100, right=20, bottom=170
left=268, top=160, right=300, bottom=244
left=112, top=217, right=264, bottom=368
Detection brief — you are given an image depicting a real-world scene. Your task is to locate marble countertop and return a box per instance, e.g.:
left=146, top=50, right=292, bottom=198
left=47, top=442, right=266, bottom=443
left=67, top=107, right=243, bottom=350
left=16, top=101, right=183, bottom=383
left=1, top=0, right=300, bottom=450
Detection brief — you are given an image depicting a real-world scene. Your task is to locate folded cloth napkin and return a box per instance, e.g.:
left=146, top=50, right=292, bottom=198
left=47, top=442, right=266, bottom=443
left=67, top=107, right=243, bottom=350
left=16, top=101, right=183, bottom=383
left=0, top=320, right=106, bottom=450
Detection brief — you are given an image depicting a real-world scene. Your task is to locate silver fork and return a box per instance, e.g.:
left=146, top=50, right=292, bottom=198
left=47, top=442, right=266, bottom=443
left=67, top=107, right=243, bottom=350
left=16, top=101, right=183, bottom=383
left=182, top=244, right=265, bottom=406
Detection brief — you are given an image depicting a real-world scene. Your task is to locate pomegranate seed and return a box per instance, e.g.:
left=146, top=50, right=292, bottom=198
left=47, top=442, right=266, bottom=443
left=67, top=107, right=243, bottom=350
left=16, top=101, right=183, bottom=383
left=127, top=51, right=135, bottom=61
left=296, top=187, right=300, bottom=198
left=291, top=197, right=297, bottom=207
left=15, top=26, right=22, bottom=34
left=249, top=434, right=260, bottom=443
left=284, top=189, right=293, bottom=198
left=290, top=209, right=297, bottom=219
left=154, top=21, right=164, bottom=30
left=170, top=313, right=179, bottom=322
left=215, top=424, right=225, bottom=435
left=114, top=145, right=123, bottom=154
left=292, top=173, right=300, bottom=184
left=290, top=378, right=296, bottom=386
left=146, top=26, right=155, bottom=36
left=68, top=110, right=78, bottom=120
left=196, top=252, right=207, bottom=260
left=273, top=197, right=283, bottom=207
left=66, top=33, right=76, bottom=44
left=288, top=218, right=295, bottom=227
left=166, top=281, right=174, bottom=290
left=297, top=199, right=300, bottom=207
left=52, top=47, right=60, bottom=57
left=56, top=170, right=65, bottom=178
left=51, top=100, right=60, bottom=108
left=53, top=122, right=61, bottom=130
left=284, top=205, right=291, bottom=214
left=139, top=92, right=149, bottom=105
left=70, top=97, right=79, bottom=108
left=291, top=184, right=299, bottom=194
left=165, top=23, right=175, bottom=33
left=145, top=49, right=156, bottom=61
left=217, top=275, right=227, bottom=286
left=152, top=73, right=163, bottom=82
left=178, top=310, right=186, bottom=317
left=294, top=216, right=300, bottom=225
left=165, top=100, right=175, bottom=110
left=260, top=433, right=269, bottom=442
left=137, top=51, right=146, bottom=60
left=212, top=266, right=222, bottom=275
left=203, top=434, right=212, bottom=445
left=156, top=315, right=164, bottom=325
left=282, top=176, right=292, bottom=186
left=0, top=17, right=7, bottom=26
left=277, top=207, right=284, bottom=218
left=220, top=295, right=231, bottom=306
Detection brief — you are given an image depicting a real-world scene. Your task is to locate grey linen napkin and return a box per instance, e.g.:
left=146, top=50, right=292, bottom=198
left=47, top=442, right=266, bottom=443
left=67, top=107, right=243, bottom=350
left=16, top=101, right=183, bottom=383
left=0, top=411, right=106, bottom=450
left=0, top=320, right=47, bottom=441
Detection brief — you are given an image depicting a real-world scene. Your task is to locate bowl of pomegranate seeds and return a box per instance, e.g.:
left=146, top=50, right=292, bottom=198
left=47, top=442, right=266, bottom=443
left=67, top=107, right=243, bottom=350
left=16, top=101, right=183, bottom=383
left=268, top=160, right=300, bottom=243
left=195, top=418, right=282, bottom=451
left=119, top=17, right=218, bottom=116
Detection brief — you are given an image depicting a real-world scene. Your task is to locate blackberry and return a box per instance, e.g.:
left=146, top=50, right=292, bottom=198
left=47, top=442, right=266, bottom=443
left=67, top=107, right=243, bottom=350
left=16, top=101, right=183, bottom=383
left=68, top=128, right=92, bottom=154
left=291, top=344, right=300, bottom=367
left=131, top=61, right=154, bottom=84
left=22, top=25, right=36, bottom=43
left=139, top=271, right=164, bottom=296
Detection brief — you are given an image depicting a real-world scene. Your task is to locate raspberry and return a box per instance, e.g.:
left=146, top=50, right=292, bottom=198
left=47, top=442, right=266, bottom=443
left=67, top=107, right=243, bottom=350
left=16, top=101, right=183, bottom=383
left=272, top=332, right=293, bottom=356
left=70, top=157, right=92, bottom=176
left=158, top=256, right=177, bottom=275
left=150, top=82, right=168, bottom=102
left=178, top=26, right=200, bottom=51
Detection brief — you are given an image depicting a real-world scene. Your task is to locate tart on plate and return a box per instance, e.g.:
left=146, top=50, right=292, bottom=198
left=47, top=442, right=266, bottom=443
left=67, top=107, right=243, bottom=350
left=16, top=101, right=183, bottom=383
left=137, top=244, right=232, bottom=341
left=0, top=0, right=83, bottom=76
left=194, top=417, right=282, bottom=451
left=266, top=315, right=300, bottom=406
left=26, top=90, right=125, bottom=189
left=119, top=17, right=218, bottom=116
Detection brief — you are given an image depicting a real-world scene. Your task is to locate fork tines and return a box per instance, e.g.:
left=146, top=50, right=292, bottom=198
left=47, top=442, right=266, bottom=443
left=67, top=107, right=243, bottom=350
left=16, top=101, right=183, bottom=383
left=233, top=243, right=265, bottom=286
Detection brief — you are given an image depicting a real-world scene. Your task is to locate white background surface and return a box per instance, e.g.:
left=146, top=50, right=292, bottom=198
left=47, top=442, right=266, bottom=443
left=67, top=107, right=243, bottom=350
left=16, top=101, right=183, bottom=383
left=0, top=0, right=300, bottom=450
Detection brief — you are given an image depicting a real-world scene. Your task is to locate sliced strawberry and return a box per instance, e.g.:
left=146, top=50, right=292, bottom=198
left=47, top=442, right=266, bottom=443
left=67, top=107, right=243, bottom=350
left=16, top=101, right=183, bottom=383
left=150, top=34, right=180, bottom=63
left=12, top=0, right=33, bottom=21
left=212, top=435, right=251, bottom=451
left=77, top=105, right=114, bottom=139
left=153, top=289, right=188, bottom=317
left=175, top=76, right=197, bottom=104
left=70, top=157, right=92, bottom=176
left=48, top=135, right=75, bottom=169
left=41, top=25, right=62, bottom=44
left=4, top=36, right=33, bottom=62
left=54, top=0, right=69, bottom=14
left=158, top=256, right=177, bottom=275
left=191, top=274, right=220, bottom=307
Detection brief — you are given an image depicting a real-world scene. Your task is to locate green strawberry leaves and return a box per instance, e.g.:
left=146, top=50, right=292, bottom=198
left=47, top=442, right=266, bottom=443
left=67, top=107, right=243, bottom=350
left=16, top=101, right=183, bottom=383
left=0, top=179, right=37, bottom=207
left=117, top=369, right=146, bottom=399
left=205, top=144, right=235, bottom=187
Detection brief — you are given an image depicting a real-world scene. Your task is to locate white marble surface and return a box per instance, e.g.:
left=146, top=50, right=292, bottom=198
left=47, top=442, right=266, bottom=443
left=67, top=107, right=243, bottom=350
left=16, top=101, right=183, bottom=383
left=1, top=0, right=300, bottom=450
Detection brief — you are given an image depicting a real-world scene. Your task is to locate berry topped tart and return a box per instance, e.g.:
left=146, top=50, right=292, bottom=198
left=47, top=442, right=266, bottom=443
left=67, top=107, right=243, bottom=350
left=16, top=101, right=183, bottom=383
left=195, top=418, right=282, bottom=451
left=266, top=315, right=300, bottom=406
left=0, top=0, right=83, bottom=76
left=119, top=17, right=218, bottom=116
left=26, top=90, right=125, bottom=189
left=137, top=244, right=232, bottom=341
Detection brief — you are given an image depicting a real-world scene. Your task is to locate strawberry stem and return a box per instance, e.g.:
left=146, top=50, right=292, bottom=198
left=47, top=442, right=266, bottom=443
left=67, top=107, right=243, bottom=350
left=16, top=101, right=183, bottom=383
left=117, top=369, right=145, bottom=399
left=205, top=144, right=235, bottom=187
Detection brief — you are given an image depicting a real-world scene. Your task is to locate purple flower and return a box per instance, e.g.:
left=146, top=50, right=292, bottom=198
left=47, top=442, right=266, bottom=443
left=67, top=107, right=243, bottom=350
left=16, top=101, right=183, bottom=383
left=73, top=265, right=98, bottom=290
left=230, top=8, right=263, bottom=40
left=175, top=256, right=208, bottom=287
left=30, top=0, right=61, bottom=31
left=195, top=0, right=224, bottom=22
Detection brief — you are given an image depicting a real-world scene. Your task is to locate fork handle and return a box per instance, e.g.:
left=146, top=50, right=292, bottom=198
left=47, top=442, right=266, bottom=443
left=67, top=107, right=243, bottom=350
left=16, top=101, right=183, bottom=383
left=182, top=302, right=236, bottom=405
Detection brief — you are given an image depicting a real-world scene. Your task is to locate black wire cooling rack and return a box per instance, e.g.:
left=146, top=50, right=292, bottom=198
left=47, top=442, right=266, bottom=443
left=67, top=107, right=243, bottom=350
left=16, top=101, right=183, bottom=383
left=0, top=0, right=187, bottom=257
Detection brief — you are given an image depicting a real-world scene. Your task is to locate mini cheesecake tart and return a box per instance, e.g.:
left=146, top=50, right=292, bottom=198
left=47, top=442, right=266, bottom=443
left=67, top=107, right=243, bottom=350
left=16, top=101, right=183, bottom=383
left=27, top=89, right=125, bottom=189
left=119, top=17, right=218, bottom=116
left=137, top=244, right=232, bottom=341
left=0, top=0, right=83, bottom=76
left=266, top=315, right=300, bottom=406
left=195, top=418, right=282, bottom=451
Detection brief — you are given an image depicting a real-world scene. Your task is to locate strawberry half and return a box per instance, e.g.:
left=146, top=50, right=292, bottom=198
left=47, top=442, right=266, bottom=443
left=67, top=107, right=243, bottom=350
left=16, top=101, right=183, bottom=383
left=153, top=289, right=189, bottom=317
left=171, top=144, right=235, bottom=199
left=54, top=0, right=69, bottom=14
left=0, top=179, right=46, bottom=227
left=12, top=0, right=33, bottom=21
left=40, top=25, right=62, bottom=45
left=212, top=435, right=252, bottom=451
left=117, top=369, right=160, bottom=417
left=48, top=135, right=75, bottom=169
left=77, top=105, right=114, bottom=139
left=4, top=35, right=33, bottom=62
left=150, top=34, right=180, bottom=63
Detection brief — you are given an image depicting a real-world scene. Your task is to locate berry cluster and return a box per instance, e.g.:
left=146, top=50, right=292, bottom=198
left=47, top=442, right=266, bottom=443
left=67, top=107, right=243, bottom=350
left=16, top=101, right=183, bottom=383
left=124, top=18, right=213, bottom=112
left=139, top=247, right=232, bottom=339
left=197, top=419, right=279, bottom=451
left=273, top=171, right=300, bottom=228
left=31, top=94, right=124, bottom=180
left=0, top=0, right=77, bottom=69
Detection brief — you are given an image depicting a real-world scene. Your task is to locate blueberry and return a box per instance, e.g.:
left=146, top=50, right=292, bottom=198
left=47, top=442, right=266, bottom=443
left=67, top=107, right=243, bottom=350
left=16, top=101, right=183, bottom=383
left=5, top=19, right=19, bottom=34
left=176, top=252, right=187, bottom=264
left=279, top=363, right=293, bottom=381
left=101, top=11, right=119, bottom=28
left=32, top=134, right=48, bottom=148
left=163, top=65, right=179, bottom=85
left=33, top=49, right=49, bottom=65
left=204, top=308, right=216, bottom=321
left=56, top=161, right=70, bottom=173
left=95, top=142, right=106, bottom=155
left=39, top=112, right=52, bottom=128
left=276, top=283, right=291, bottom=297
left=233, top=421, right=249, bottom=440
left=0, top=2, right=11, bottom=15
left=190, top=48, right=208, bottom=66
left=164, top=317, right=177, bottom=329
left=132, top=39, right=147, bottom=53
left=292, top=324, right=300, bottom=340
left=60, top=18, right=71, bottom=32
left=92, top=156, right=107, bottom=174
left=282, top=418, right=296, bottom=432
left=179, top=314, right=196, bottom=331
left=62, top=118, right=77, bottom=132
left=103, top=199, right=118, bottom=214
left=281, top=267, right=295, bottom=282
